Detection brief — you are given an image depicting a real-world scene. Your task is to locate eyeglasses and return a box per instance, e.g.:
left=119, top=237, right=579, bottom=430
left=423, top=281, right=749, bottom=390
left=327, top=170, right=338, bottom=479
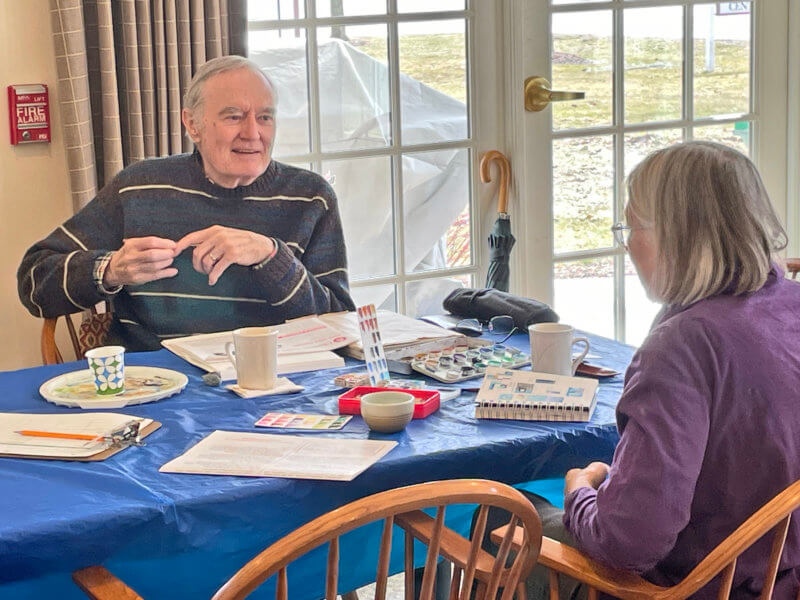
left=456, top=315, right=518, bottom=342
left=611, top=222, right=631, bottom=248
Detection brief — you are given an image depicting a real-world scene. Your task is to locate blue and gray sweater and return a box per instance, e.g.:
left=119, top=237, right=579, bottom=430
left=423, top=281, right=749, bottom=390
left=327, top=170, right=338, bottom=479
left=18, top=152, right=355, bottom=351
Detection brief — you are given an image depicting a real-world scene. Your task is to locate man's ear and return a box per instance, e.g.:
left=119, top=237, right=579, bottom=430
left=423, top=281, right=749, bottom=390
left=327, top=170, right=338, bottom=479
left=182, top=108, right=201, bottom=143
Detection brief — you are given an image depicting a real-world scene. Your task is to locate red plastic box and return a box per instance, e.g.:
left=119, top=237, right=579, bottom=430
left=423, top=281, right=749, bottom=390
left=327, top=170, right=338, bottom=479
left=338, top=386, right=440, bottom=419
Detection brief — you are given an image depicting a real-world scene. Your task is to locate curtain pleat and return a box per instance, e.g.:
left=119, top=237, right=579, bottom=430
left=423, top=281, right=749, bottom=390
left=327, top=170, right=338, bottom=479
left=190, top=0, right=207, bottom=67
left=136, top=0, right=157, bottom=157
left=164, top=1, right=183, bottom=154
left=176, top=0, right=193, bottom=152
left=119, top=0, right=146, bottom=162
left=49, top=0, right=246, bottom=210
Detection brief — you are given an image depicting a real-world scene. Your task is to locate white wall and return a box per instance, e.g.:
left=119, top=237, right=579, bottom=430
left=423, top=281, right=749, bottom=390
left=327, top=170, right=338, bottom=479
left=1, top=1, right=73, bottom=371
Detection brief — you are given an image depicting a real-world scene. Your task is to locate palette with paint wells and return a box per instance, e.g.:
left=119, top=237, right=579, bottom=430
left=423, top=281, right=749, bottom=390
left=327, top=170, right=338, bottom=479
left=410, top=343, right=531, bottom=383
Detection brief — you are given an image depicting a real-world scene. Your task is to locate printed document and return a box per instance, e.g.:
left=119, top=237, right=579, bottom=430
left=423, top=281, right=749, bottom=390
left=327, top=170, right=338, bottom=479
left=162, top=315, right=354, bottom=380
left=160, top=431, right=396, bottom=481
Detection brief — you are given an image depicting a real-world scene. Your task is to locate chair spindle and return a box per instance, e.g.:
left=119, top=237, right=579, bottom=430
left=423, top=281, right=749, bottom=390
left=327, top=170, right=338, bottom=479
left=374, top=517, right=394, bottom=600
left=326, top=537, right=340, bottom=600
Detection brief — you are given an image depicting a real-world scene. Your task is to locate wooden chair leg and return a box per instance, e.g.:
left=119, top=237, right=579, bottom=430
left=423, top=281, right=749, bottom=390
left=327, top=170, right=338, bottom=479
left=516, top=581, right=527, bottom=600
left=548, top=571, right=559, bottom=600
left=342, top=592, right=360, bottom=600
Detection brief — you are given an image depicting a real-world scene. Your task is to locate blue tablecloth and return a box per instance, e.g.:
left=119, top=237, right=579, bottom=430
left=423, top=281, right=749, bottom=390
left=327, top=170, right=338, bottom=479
left=0, top=331, right=634, bottom=599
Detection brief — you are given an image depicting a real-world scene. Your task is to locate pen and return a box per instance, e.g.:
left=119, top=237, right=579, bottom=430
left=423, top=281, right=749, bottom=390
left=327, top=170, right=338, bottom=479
left=15, top=430, right=103, bottom=442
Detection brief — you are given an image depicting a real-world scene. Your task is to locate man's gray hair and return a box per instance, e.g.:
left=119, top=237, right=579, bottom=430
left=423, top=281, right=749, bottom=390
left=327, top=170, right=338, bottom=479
left=627, top=141, right=787, bottom=306
left=183, top=55, right=278, bottom=114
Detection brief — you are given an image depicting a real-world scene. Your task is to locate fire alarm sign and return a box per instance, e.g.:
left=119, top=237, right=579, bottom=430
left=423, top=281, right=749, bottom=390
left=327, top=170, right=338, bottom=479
left=8, top=84, right=51, bottom=145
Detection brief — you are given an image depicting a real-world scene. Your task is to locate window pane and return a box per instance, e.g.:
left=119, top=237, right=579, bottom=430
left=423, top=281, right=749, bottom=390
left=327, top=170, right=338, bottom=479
left=553, top=136, right=614, bottom=254
left=552, top=0, right=607, bottom=4
left=403, top=148, right=471, bottom=273
left=693, top=122, right=751, bottom=156
left=624, top=255, right=662, bottom=347
left=352, top=284, right=397, bottom=312
left=322, top=156, right=395, bottom=281
left=250, top=30, right=310, bottom=157
left=249, top=0, right=304, bottom=20
left=624, top=7, right=683, bottom=124
left=398, top=0, right=464, bottom=12
left=552, top=11, right=612, bottom=130
left=553, top=257, right=614, bottom=339
left=624, top=129, right=683, bottom=179
left=316, top=0, right=386, bottom=17
left=399, top=19, right=467, bottom=145
left=694, top=4, right=751, bottom=118
left=318, top=25, right=390, bottom=151
left=406, top=274, right=471, bottom=318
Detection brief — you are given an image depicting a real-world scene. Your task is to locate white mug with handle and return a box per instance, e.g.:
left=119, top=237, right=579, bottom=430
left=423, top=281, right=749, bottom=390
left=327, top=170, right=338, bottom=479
left=528, top=323, right=590, bottom=376
left=225, top=327, right=278, bottom=390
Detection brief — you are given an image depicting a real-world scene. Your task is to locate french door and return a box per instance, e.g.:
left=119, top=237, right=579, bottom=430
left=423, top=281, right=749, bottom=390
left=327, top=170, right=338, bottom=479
left=507, top=0, right=789, bottom=345
left=247, top=1, right=504, bottom=317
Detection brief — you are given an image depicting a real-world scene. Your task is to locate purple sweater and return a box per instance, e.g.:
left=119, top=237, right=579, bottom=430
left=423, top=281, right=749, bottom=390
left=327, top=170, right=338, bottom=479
left=564, top=268, right=800, bottom=599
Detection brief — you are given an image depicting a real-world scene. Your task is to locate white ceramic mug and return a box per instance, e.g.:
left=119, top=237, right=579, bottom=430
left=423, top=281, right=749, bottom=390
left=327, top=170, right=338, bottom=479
left=225, top=327, right=278, bottom=390
left=528, top=323, right=590, bottom=376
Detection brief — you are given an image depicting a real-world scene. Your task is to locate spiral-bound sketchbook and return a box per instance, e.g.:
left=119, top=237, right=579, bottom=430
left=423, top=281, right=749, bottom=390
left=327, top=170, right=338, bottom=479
left=475, top=367, right=599, bottom=422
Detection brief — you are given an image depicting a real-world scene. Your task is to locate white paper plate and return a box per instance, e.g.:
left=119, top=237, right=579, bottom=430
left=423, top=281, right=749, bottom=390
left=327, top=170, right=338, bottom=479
left=39, top=366, right=188, bottom=409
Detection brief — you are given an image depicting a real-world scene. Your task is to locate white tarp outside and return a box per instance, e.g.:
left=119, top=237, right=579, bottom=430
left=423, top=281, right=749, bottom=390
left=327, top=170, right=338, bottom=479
left=251, top=38, right=470, bottom=314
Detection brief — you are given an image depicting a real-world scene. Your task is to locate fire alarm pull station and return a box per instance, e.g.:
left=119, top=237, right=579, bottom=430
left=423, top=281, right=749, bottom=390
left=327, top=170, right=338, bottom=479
left=8, top=84, right=51, bottom=145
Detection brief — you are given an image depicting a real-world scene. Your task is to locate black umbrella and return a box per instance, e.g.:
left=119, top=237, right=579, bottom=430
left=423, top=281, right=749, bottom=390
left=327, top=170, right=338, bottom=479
left=481, top=151, right=515, bottom=291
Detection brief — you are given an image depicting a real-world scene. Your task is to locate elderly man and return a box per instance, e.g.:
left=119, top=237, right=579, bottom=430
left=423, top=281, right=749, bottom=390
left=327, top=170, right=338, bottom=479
left=18, top=56, right=355, bottom=351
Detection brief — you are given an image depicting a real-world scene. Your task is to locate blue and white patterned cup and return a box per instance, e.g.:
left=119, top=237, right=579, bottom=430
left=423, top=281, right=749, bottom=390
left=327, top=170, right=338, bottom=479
left=85, top=346, right=126, bottom=395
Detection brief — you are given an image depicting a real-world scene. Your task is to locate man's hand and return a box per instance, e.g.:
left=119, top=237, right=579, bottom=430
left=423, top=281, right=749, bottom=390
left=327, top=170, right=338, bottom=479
left=104, top=236, right=178, bottom=288
left=564, top=461, right=611, bottom=496
left=173, top=225, right=275, bottom=286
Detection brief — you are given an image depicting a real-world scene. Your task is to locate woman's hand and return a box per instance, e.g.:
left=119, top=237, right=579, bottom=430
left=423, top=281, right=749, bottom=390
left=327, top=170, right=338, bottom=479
left=564, top=461, right=611, bottom=495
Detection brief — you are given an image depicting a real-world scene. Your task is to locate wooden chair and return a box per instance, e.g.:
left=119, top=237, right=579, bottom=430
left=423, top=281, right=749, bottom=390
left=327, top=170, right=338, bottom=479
left=491, top=478, right=800, bottom=600
left=41, top=305, right=112, bottom=365
left=73, top=479, right=544, bottom=600
left=786, top=258, right=800, bottom=280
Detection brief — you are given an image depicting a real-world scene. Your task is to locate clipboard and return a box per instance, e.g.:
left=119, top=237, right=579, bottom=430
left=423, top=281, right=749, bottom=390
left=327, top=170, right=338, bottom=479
left=0, top=413, right=161, bottom=462
left=0, top=421, right=163, bottom=462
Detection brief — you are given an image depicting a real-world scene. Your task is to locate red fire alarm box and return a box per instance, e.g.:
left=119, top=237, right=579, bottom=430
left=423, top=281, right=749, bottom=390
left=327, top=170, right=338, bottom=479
left=8, top=84, right=51, bottom=145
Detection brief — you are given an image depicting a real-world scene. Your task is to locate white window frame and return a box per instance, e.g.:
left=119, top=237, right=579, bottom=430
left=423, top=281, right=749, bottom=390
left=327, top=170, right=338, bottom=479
left=248, top=1, right=505, bottom=314
left=502, top=0, right=791, bottom=341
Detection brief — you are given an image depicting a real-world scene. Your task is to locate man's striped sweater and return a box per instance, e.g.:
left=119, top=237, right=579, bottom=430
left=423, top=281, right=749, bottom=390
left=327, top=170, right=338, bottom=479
left=18, top=152, right=355, bottom=351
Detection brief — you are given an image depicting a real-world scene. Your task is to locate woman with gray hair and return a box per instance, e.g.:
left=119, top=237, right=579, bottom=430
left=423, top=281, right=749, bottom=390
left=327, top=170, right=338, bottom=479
left=491, top=142, right=800, bottom=599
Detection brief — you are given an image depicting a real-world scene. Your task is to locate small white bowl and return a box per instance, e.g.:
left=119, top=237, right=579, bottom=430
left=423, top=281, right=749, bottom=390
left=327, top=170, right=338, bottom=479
left=360, top=391, right=414, bottom=433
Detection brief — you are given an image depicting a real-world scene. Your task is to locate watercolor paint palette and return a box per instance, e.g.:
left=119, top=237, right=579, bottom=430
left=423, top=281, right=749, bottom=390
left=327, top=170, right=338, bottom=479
left=255, top=413, right=352, bottom=430
left=410, top=343, right=531, bottom=383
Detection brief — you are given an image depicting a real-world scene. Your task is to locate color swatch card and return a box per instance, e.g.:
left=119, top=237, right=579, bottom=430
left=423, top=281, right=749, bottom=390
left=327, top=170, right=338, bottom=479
left=356, top=304, right=390, bottom=385
left=255, top=413, right=352, bottom=430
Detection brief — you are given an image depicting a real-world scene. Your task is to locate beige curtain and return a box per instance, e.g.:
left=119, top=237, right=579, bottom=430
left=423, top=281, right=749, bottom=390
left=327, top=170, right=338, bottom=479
left=49, top=0, right=247, bottom=210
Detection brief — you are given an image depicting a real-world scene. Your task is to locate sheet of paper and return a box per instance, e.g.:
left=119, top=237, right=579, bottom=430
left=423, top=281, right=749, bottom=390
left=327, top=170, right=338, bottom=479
left=164, top=334, right=344, bottom=380
left=164, top=316, right=355, bottom=358
left=160, top=431, right=396, bottom=481
left=0, top=412, right=152, bottom=458
left=255, top=413, right=351, bottom=430
left=319, top=310, right=459, bottom=352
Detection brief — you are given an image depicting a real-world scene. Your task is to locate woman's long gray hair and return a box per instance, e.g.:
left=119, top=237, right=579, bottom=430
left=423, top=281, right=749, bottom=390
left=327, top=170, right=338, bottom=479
left=627, top=141, right=787, bottom=306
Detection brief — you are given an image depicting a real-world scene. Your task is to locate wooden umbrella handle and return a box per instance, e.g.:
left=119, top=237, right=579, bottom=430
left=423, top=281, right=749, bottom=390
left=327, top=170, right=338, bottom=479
left=480, top=150, right=512, bottom=214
